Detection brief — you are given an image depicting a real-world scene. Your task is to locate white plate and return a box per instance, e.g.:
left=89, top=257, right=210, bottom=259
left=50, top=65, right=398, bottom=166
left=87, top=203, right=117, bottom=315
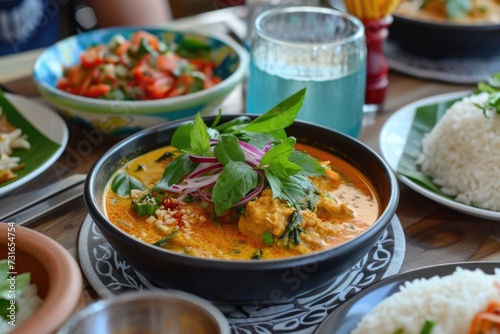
left=314, top=261, right=500, bottom=333
left=0, top=93, right=68, bottom=197
left=379, top=91, right=500, bottom=221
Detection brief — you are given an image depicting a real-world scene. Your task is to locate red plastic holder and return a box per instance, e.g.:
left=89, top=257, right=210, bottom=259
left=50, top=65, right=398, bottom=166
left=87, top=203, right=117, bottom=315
left=362, top=15, right=393, bottom=108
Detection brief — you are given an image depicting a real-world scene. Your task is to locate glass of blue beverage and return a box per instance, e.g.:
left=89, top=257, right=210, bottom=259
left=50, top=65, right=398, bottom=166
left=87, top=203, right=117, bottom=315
left=246, top=6, right=366, bottom=138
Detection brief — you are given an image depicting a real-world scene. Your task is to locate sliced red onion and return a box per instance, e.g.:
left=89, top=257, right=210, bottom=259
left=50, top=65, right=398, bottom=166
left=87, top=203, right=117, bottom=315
left=190, top=155, right=218, bottom=163
left=234, top=170, right=266, bottom=207
left=262, top=141, right=273, bottom=153
left=239, top=140, right=265, bottom=157
left=187, top=162, right=223, bottom=179
left=166, top=139, right=271, bottom=211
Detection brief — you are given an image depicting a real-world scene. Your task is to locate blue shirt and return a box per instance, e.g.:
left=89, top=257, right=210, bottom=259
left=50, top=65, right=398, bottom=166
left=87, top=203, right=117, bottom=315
left=0, top=0, right=62, bottom=56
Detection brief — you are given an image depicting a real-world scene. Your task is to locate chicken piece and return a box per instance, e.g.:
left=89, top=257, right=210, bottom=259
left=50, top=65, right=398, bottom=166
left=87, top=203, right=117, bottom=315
left=315, top=196, right=354, bottom=220
left=238, top=189, right=294, bottom=243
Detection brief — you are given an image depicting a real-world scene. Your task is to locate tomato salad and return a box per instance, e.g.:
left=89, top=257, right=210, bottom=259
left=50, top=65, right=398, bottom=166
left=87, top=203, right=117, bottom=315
left=56, top=30, right=223, bottom=100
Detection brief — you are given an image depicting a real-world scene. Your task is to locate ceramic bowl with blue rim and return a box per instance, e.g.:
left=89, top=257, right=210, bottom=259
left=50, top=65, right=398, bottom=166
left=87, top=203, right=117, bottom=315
left=33, top=27, right=249, bottom=137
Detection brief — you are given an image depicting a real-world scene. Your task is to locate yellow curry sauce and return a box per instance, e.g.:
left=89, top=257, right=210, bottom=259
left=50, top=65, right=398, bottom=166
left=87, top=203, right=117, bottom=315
left=104, top=143, right=380, bottom=260
left=395, top=0, right=500, bottom=24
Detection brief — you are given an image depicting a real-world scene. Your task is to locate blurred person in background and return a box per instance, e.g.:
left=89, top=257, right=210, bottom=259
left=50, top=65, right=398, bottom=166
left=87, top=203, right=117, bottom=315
left=0, top=0, right=67, bottom=56
left=86, top=0, right=172, bottom=28
left=0, top=0, right=172, bottom=56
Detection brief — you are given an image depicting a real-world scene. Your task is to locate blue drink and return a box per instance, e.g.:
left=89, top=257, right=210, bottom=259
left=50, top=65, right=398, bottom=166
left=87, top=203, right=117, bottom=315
left=246, top=59, right=366, bottom=138
left=246, top=7, right=366, bottom=138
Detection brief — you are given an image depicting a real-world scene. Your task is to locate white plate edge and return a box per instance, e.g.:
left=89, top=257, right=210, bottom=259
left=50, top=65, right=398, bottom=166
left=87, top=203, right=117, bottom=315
left=379, top=90, right=500, bottom=220
left=0, top=93, right=68, bottom=196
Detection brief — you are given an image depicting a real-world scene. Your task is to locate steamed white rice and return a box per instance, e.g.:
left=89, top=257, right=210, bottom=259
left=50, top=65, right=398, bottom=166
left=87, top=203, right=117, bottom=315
left=352, top=267, right=500, bottom=334
left=416, top=92, right=500, bottom=210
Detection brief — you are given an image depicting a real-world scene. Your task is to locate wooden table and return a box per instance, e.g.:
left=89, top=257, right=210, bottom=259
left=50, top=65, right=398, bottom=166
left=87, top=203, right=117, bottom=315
left=1, top=4, right=499, bottom=323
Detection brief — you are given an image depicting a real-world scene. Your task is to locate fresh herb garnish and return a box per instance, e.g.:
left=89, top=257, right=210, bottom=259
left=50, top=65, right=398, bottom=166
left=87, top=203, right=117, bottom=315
left=279, top=209, right=304, bottom=247
left=262, top=231, right=274, bottom=245
left=251, top=249, right=263, bottom=260
left=474, top=72, right=500, bottom=116
left=133, top=193, right=161, bottom=217
left=111, top=172, right=146, bottom=196
left=153, top=230, right=178, bottom=247
left=155, top=151, right=174, bottom=162
left=420, top=320, right=435, bottom=334
left=156, top=88, right=326, bottom=218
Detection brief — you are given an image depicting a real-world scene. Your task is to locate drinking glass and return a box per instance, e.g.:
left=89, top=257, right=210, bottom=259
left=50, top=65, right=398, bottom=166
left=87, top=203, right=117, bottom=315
left=246, top=6, right=367, bottom=138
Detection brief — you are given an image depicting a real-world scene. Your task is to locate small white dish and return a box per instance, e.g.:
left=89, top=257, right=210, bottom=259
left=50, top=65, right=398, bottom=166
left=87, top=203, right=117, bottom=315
left=0, top=93, right=68, bottom=197
left=379, top=90, right=500, bottom=221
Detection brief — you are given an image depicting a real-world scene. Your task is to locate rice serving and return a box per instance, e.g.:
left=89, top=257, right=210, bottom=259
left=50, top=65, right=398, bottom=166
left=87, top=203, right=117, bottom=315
left=351, top=267, right=500, bottom=334
left=416, top=92, right=500, bottom=210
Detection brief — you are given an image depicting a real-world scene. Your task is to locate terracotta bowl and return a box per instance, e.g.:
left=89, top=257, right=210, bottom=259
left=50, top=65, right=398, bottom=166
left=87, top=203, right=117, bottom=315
left=84, top=115, right=399, bottom=302
left=0, top=224, right=84, bottom=334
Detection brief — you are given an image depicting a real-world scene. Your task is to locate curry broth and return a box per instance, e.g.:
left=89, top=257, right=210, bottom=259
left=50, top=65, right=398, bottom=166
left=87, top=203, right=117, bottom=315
left=104, top=144, right=380, bottom=260
left=395, top=0, right=500, bottom=24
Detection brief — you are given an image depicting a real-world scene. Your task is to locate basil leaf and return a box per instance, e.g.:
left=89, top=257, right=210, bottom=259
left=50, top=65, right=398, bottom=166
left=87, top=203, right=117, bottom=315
left=238, top=88, right=305, bottom=134
left=214, top=134, right=245, bottom=166
left=189, top=113, right=211, bottom=156
left=265, top=171, right=283, bottom=198
left=213, top=116, right=252, bottom=133
left=238, top=131, right=284, bottom=148
left=280, top=174, right=315, bottom=208
left=156, top=153, right=198, bottom=189
left=111, top=172, right=146, bottom=196
left=170, top=122, right=193, bottom=150
left=290, top=150, right=326, bottom=176
left=260, top=137, right=302, bottom=178
left=212, top=161, right=259, bottom=216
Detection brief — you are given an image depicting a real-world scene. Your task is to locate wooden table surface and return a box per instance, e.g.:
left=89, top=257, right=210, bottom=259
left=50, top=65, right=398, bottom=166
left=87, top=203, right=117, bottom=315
left=1, top=5, right=499, bottom=317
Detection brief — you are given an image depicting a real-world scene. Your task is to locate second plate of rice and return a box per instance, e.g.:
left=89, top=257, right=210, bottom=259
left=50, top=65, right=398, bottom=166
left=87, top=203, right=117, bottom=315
left=379, top=91, right=500, bottom=220
left=314, top=261, right=500, bottom=334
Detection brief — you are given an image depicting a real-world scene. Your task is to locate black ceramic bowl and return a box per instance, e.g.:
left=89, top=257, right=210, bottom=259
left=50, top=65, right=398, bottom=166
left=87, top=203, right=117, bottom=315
left=389, top=14, right=500, bottom=59
left=84, top=115, right=399, bottom=302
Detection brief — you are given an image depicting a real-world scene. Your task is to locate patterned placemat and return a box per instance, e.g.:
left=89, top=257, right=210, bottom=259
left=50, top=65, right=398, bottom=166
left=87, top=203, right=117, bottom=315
left=78, top=214, right=406, bottom=334
left=384, top=39, right=500, bottom=85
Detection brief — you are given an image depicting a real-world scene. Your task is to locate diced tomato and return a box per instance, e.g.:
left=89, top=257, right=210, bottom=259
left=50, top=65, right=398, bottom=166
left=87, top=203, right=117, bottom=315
left=83, top=84, right=111, bottom=98
left=66, top=66, right=86, bottom=86
left=156, top=54, right=179, bottom=72
left=77, top=71, right=94, bottom=95
left=131, top=31, right=160, bottom=51
left=165, top=85, right=187, bottom=97
left=189, top=59, right=206, bottom=71
left=56, top=77, right=70, bottom=90
left=145, top=76, right=174, bottom=99
left=115, top=41, right=131, bottom=55
left=202, top=63, right=214, bottom=77
left=136, top=54, right=151, bottom=67
left=80, top=45, right=105, bottom=68
left=177, top=74, right=194, bottom=86
left=56, top=30, right=223, bottom=101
